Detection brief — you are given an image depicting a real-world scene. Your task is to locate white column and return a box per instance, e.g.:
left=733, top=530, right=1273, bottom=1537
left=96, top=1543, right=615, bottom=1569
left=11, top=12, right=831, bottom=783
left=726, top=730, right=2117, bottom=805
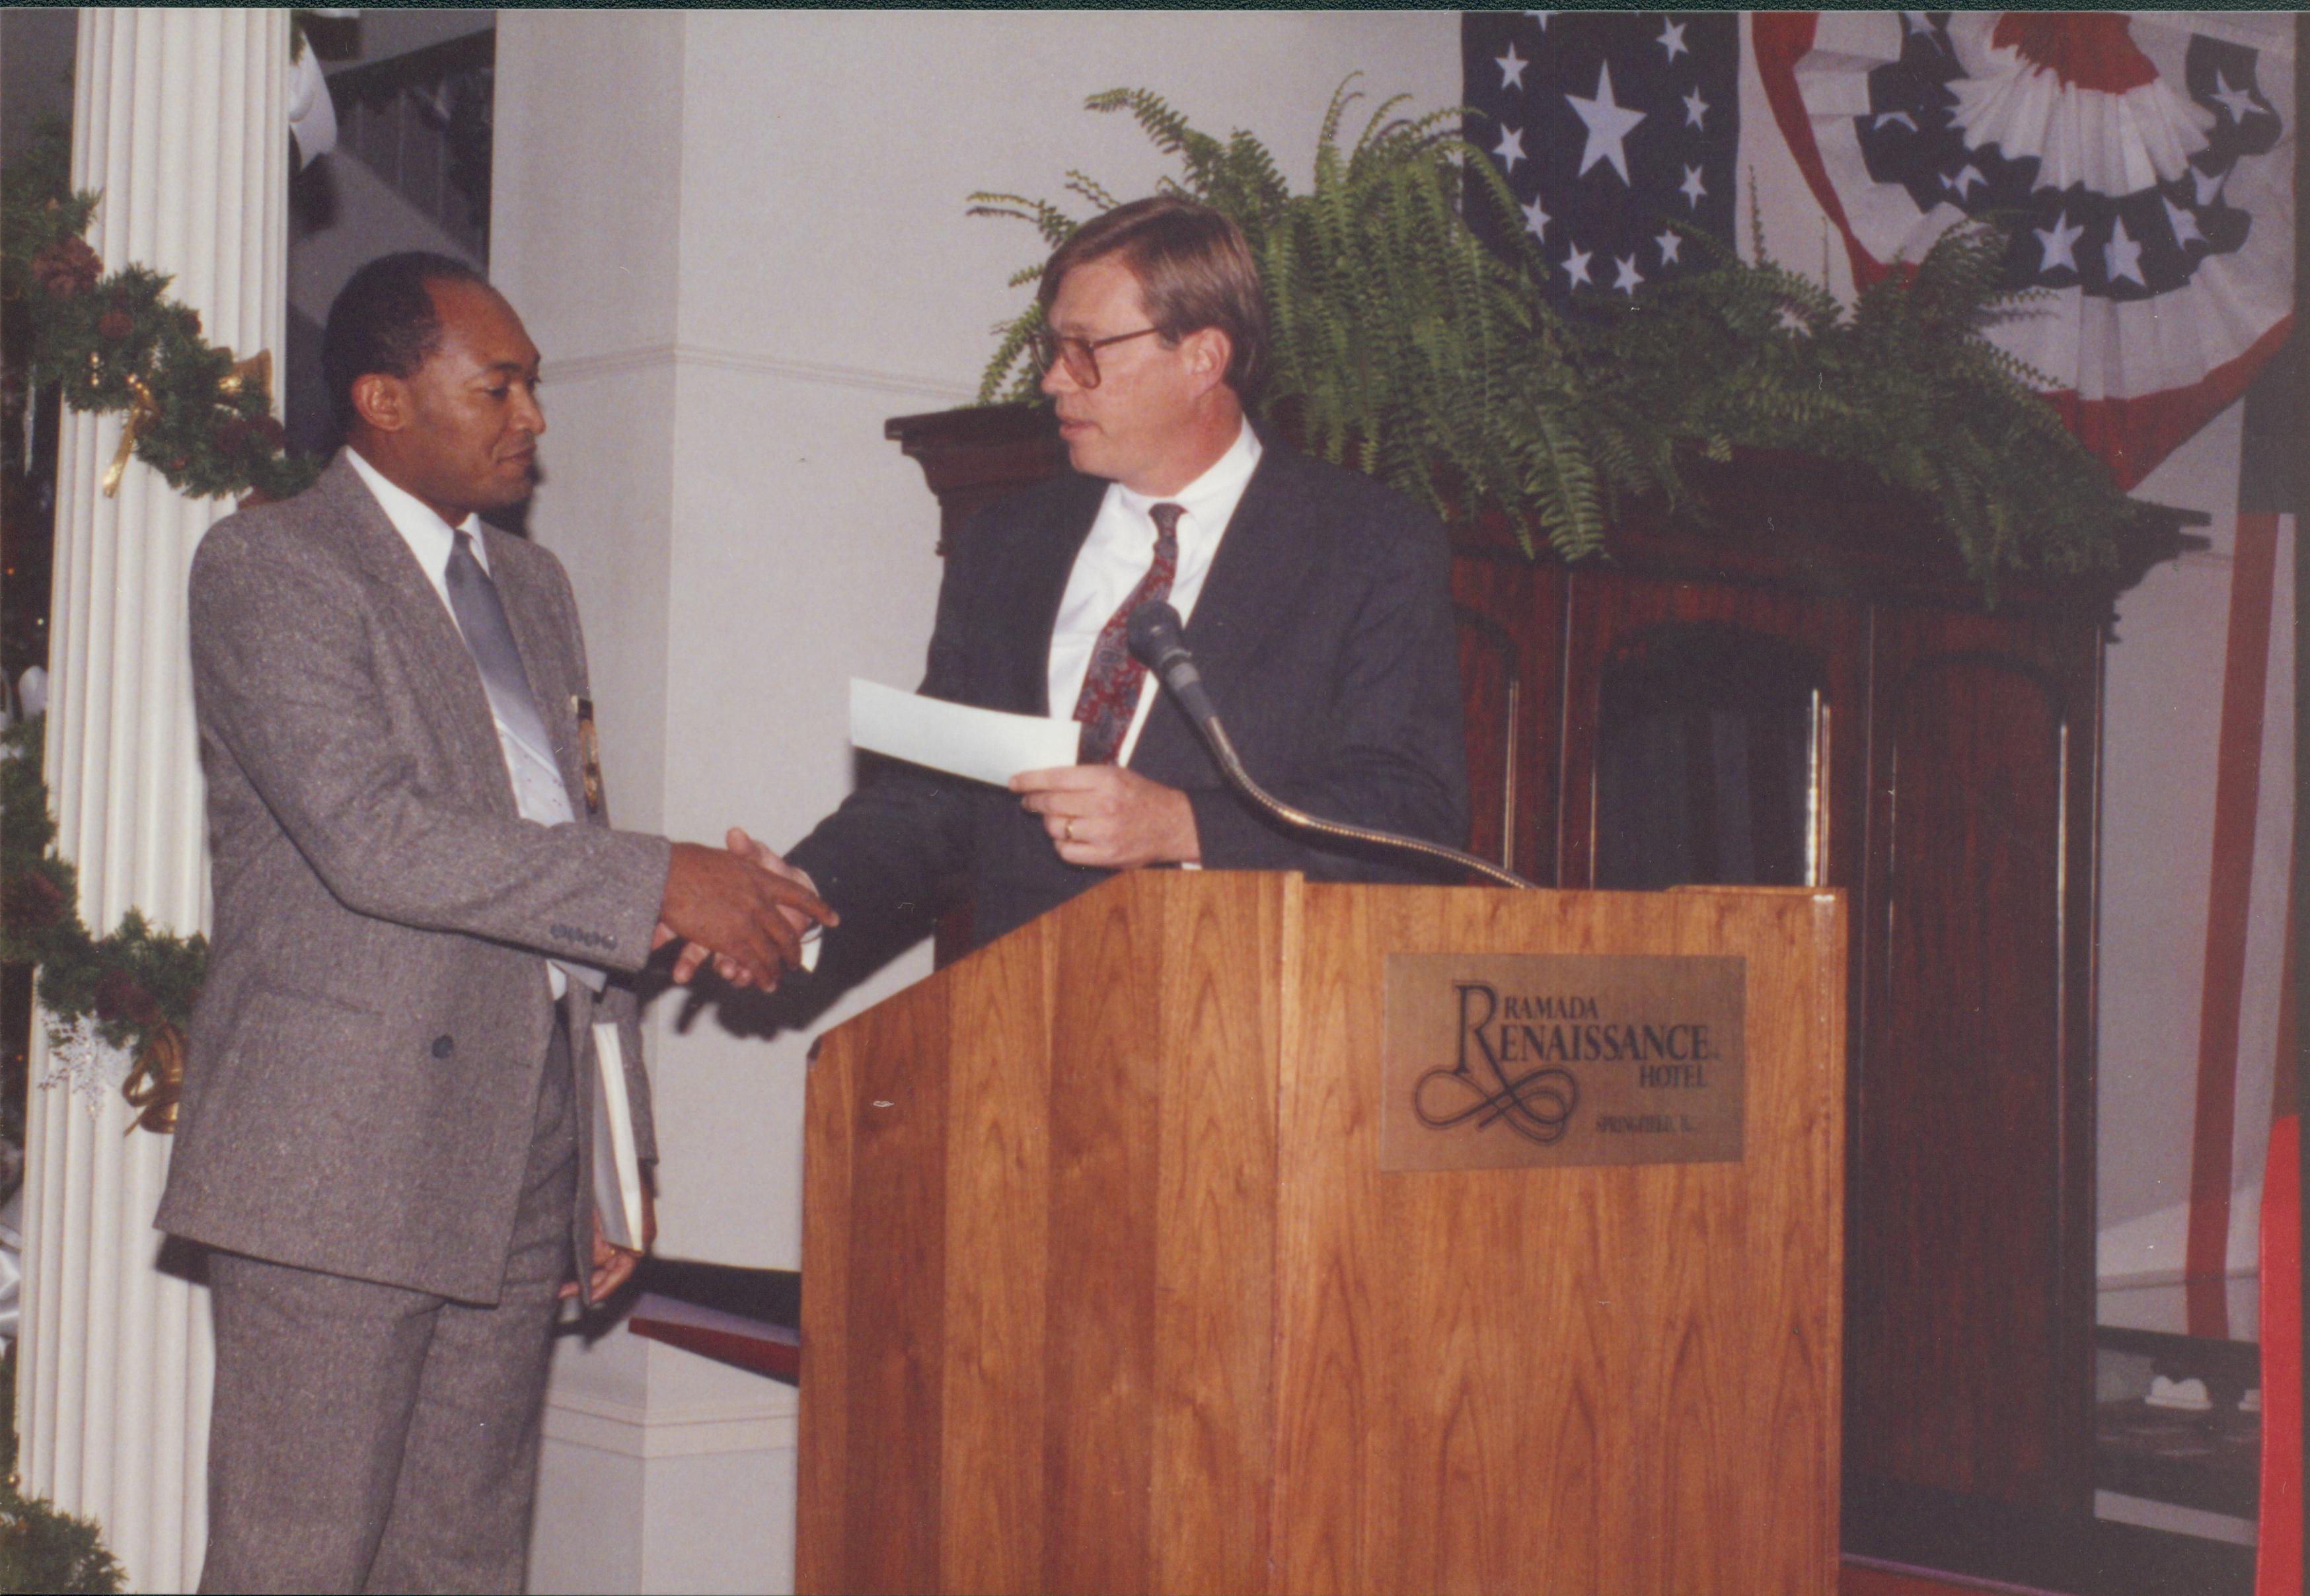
left=17, top=11, right=287, bottom=1593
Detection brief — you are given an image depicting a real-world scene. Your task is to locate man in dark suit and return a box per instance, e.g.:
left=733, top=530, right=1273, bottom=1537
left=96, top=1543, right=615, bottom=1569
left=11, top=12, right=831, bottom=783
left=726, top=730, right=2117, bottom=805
left=164, top=252, right=831, bottom=1593
left=711, top=196, right=1466, bottom=977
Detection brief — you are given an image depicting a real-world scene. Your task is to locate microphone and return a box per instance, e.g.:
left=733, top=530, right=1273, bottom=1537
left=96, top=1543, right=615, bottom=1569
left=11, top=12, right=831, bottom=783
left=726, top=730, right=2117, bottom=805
left=1126, top=599, right=1216, bottom=731
left=1127, top=601, right=1535, bottom=890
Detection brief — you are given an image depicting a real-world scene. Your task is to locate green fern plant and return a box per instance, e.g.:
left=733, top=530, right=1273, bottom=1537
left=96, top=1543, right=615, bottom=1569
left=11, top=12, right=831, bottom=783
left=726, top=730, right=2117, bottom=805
left=1571, top=209, right=2140, bottom=591
left=971, top=81, right=2145, bottom=589
left=972, top=79, right=1600, bottom=557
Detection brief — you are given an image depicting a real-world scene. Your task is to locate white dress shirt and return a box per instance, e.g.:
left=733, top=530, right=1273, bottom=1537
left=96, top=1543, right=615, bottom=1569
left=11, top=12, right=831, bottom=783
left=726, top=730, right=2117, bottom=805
left=348, top=447, right=587, bottom=996
left=1047, top=419, right=1263, bottom=767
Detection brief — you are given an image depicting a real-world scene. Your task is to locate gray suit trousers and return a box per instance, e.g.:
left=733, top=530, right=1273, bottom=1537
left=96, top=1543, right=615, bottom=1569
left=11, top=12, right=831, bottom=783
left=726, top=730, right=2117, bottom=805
left=199, top=1024, right=578, bottom=1595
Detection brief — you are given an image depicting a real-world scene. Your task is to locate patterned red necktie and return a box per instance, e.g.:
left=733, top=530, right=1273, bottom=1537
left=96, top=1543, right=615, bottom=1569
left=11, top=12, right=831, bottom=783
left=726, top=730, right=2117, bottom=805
left=1071, top=501, right=1182, bottom=765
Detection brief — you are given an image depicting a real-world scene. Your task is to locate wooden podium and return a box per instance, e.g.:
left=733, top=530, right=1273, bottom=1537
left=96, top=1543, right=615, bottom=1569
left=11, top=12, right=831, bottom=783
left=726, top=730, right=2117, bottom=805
left=799, top=873, right=1845, bottom=1595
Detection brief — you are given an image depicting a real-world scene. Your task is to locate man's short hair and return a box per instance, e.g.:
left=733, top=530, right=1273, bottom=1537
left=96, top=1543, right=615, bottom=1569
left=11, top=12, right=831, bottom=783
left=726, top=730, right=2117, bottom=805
left=1038, top=196, right=1269, bottom=402
left=321, top=251, right=492, bottom=434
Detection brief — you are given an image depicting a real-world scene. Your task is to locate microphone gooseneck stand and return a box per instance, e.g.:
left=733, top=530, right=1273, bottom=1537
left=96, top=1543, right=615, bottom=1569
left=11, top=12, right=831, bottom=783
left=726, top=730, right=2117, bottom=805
left=1127, top=601, right=1539, bottom=892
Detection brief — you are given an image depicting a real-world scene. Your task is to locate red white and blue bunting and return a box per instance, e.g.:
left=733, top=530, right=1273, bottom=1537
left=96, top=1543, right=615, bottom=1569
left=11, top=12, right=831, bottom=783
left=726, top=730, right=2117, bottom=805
left=1756, top=11, right=2295, bottom=489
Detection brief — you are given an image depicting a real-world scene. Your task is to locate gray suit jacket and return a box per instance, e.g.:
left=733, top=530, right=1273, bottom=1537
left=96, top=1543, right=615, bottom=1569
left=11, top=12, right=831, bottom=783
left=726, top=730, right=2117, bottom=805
left=159, top=453, right=673, bottom=1305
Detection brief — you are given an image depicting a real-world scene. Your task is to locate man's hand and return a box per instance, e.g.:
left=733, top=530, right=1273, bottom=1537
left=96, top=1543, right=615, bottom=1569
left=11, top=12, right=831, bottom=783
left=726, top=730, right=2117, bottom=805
left=559, top=1187, right=657, bottom=1304
left=667, top=829, right=820, bottom=987
left=1010, top=765, right=1201, bottom=870
left=656, top=840, right=835, bottom=991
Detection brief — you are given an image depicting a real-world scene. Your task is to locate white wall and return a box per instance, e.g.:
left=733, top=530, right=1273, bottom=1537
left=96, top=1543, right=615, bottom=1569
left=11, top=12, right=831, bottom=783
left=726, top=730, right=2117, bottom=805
left=494, top=14, right=1459, bottom=1591
left=2096, top=407, right=2295, bottom=1337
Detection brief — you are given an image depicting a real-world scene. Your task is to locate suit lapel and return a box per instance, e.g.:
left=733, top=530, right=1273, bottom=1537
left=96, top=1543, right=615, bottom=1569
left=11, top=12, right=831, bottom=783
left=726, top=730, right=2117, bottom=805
left=1177, top=447, right=1314, bottom=667
left=319, top=456, right=519, bottom=817
left=1008, top=474, right=1107, bottom=715
left=1130, top=446, right=1320, bottom=774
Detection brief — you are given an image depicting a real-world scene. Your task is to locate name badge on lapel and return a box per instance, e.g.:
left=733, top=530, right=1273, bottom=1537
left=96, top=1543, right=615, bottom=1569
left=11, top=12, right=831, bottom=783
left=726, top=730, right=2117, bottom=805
left=572, top=696, right=605, bottom=818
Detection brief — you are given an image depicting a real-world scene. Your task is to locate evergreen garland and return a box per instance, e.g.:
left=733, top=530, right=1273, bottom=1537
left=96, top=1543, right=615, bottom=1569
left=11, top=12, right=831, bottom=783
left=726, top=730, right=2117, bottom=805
left=971, top=80, right=2149, bottom=591
left=2, top=125, right=315, bottom=504
left=0, top=718, right=202, bottom=1135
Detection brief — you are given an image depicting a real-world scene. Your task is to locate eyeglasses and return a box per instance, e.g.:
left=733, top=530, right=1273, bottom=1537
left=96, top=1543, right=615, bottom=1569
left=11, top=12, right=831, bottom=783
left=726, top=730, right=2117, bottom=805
left=1029, top=325, right=1162, bottom=389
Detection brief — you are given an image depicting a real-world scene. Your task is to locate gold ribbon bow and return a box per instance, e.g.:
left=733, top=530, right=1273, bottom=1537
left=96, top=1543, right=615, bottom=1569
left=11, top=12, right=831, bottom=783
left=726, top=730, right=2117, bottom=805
left=217, top=349, right=272, bottom=402
left=98, top=367, right=159, bottom=499
left=98, top=349, right=274, bottom=498
left=121, top=1021, right=186, bottom=1136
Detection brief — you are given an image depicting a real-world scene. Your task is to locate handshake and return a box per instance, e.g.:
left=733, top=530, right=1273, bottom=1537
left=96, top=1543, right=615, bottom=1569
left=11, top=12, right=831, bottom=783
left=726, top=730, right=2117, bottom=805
left=651, top=827, right=832, bottom=991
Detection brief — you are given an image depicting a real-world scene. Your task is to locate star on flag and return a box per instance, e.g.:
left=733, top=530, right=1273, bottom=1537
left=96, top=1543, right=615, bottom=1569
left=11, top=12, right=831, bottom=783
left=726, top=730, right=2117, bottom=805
left=1493, top=125, right=1526, bottom=175
left=2208, top=70, right=2260, bottom=124
left=2034, top=212, right=2085, bottom=273
left=1463, top=11, right=1738, bottom=307
left=1567, top=63, right=1647, bottom=183
left=2161, top=198, right=2204, bottom=249
left=2103, top=217, right=2147, bottom=286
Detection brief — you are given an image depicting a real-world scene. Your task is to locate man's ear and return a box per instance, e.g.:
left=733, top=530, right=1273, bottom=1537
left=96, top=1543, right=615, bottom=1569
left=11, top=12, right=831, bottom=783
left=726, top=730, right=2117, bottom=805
left=349, top=372, right=407, bottom=434
left=1181, top=326, right=1233, bottom=396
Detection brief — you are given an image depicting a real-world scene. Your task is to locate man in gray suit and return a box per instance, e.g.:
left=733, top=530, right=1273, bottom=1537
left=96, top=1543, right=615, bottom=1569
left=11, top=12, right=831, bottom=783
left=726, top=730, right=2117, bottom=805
left=160, top=252, right=831, bottom=1594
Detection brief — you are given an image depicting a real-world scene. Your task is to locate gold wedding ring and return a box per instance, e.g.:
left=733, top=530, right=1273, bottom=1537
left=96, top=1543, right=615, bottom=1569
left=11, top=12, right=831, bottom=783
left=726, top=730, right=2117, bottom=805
left=1064, top=818, right=1077, bottom=842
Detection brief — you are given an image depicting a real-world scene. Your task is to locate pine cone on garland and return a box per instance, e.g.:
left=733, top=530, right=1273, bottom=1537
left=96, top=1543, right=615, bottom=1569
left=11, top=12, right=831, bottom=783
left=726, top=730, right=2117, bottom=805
left=98, top=308, right=133, bottom=342
left=215, top=412, right=287, bottom=466
left=2, top=870, right=69, bottom=939
left=29, top=235, right=102, bottom=298
left=93, top=967, right=161, bottom=1030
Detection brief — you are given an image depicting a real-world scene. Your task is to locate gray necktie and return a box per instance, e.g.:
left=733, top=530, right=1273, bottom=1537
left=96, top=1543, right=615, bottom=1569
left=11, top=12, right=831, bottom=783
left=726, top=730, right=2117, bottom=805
left=444, top=530, right=604, bottom=996
left=444, top=529, right=556, bottom=766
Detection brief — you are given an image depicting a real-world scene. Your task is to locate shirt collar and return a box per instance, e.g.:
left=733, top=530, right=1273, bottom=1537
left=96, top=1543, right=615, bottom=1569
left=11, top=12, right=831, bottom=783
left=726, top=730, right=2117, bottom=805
left=1114, top=417, right=1261, bottom=526
left=345, top=445, right=487, bottom=574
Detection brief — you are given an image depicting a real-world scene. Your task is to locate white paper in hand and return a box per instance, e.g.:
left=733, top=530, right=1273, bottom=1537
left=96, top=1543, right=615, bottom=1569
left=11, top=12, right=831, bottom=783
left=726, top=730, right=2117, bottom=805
left=849, top=678, right=1080, bottom=787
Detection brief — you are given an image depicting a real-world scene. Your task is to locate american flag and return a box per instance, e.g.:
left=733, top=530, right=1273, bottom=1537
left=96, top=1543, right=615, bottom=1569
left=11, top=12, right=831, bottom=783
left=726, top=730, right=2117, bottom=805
left=1462, top=11, right=1740, bottom=305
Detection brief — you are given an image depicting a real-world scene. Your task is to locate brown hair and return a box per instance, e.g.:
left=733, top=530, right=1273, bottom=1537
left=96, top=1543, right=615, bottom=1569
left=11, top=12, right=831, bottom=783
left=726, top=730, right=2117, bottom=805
left=1038, top=196, right=1269, bottom=400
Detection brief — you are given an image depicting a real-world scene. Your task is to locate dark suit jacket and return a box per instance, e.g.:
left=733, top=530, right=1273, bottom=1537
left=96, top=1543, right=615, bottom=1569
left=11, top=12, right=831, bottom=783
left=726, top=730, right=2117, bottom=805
left=788, top=438, right=1470, bottom=966
left=160, top=453, right=671, bottom=1305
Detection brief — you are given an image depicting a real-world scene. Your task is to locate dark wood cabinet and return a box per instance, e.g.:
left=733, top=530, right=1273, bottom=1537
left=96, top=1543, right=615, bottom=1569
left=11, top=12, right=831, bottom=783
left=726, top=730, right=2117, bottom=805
left=883, top=404, right=2198, bottom=1581
left=1851, top=603, right=2100, bottom=1515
